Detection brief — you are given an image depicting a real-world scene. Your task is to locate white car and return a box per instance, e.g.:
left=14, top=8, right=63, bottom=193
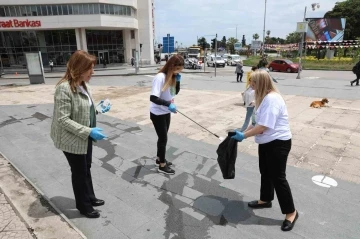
left=206, top=55, right=226, bottom=67
left=227, top=55, right=241, bottom=66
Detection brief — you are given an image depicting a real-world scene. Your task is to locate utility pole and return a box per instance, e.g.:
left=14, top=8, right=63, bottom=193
left=236, top=25, right=238, bottom=41
left=262, top=0, right=267, bottom=55
left=297, top=6, right=307, bottom=79
left=215, top=33, right=217, bottom=77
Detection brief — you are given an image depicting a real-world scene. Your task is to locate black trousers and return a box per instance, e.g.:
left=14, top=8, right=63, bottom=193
left=150, top=112, right=171, bottom=163
left=258, top=139, right=295, bottom=214
left=63, top=139, right=96, bottom=213
left=236, top=73, right=243, bottom=82
left=351, top=73, right=360, bottom=85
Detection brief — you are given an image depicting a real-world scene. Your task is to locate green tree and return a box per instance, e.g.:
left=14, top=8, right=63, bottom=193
left=226, top=37, right=239, bottom=54
left=265, top=30, right=271, bottom=43
left=285, top=31, right=302, bottom=43
left=253, top=33, right=260, bottom=40
left=325, top=0, right=360, bottom=40
left=242, top=35, right=246, bottom=46
left=221, top=36, right=227, bottom=48
left=197, top=37, right=210, bottom=48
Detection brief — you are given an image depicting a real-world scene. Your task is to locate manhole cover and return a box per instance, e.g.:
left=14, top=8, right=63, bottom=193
left=312, top=175, right=338, bottom=188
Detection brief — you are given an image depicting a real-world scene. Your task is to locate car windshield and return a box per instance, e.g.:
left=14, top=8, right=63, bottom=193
left=188, top=49, right=200, bottom=54
left=284, top=60, right=293, bottom=64
left=232, top=56, right=240, bottom=60
left=215, top=57, right=222, bottom=60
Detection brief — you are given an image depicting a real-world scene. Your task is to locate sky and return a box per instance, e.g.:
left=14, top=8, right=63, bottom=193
left=153, top=0, right=345, bottom=47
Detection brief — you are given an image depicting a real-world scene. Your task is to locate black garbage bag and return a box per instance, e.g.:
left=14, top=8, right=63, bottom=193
left=216, top=132, right=237, bottom=179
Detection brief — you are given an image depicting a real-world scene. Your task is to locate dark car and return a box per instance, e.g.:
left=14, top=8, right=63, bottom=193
left=268, top=59, right=299, bottom=73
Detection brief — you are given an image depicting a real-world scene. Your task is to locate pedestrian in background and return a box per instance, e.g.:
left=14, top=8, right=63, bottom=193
left=49, top=60, right=54, bottom=72
left=239, top=77, right=255, bottom=132
left=50, top=50, right=111, bottom=218
left=149, top=55, right=184, bottom=175
left=235, top=60, right=244, bottom=82
left=232, top=70, right=298, bottom=232
left=350, top=60, right=360, bottom=86
left=131, top=57, right=135, bottom=67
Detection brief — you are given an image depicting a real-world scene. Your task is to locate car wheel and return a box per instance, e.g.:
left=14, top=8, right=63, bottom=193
left=286, top=68, right=291, bottom=73
left=269, top=67, right=273, bottom=71
left=207, top=63, right=210, bottom=67
left=223, top=65, right=225, bottom=68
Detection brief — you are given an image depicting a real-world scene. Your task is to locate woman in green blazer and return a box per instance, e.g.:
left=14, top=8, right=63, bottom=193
left=51, top=50, right=110, bottom=218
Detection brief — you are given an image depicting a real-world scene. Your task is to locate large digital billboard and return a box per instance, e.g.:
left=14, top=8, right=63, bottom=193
left=305, top=18, right=346, bottom=42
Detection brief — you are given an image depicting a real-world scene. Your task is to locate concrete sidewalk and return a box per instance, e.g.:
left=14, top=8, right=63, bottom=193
left=0, top=104, right=359, bottom=239
left=0, top=154, right=83, bottom=239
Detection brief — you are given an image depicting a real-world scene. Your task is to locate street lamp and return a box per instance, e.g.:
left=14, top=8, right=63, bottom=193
left=297, top=3, right=320, bottom=79
left=262, top=0, right=267, bottom=55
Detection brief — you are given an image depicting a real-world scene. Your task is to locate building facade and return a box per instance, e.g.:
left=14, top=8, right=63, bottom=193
left=0, top=0, right=154, bottom=67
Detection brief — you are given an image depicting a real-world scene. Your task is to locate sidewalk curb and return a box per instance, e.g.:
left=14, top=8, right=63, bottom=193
left=0, top=71, right=211, bottom=80
left=0, top=187, right=36, bottom=238
left=0, top=150, right=87, bottom=239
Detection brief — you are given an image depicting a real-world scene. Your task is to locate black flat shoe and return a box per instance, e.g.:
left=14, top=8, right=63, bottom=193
left=80, top=210, right=100, bottom=218
left=248, top=200, right=272, bottom=209
left=281, top=210, right=299, bottom=231
left=155, top=159, right=173, bottom=166
left=351, top=81, right=354, bottom=86
left=91, top=199, right=105, bottom=207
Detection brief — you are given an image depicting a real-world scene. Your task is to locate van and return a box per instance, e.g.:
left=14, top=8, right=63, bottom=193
left=227, top=54, right=241, bottom=66
left=206, top=55, right=226, bottom=67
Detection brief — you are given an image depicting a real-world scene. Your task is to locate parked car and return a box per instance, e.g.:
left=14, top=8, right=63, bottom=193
left=184, top=58, right=202, bottom=69
left=227, top=54, right=241, bottom=66
left=206, top=55, right=226, bottom=67
left=222, top=54, right=229, bottom=64
left=268, top=59, right=299, bottom=73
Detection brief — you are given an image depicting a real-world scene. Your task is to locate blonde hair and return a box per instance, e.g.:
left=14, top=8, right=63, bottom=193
left=56, top=50, right=96, bottom=93
left=251, top=70, right=280, bottom=109
left=158, top=54, right=184, bottom=91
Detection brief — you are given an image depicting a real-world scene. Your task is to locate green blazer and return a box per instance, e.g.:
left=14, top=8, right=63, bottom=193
left=50, top=81, right=95, bottom=154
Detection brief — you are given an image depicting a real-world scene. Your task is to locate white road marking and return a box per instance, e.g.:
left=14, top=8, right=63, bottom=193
left=312, top=175, right=338, bottom=188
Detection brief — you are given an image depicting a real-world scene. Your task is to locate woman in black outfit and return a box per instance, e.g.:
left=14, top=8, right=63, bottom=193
left=149, top=55, right=184, bottom=175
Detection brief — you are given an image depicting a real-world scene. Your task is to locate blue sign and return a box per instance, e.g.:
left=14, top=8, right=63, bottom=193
left=163, top=35, right=175, bottom=53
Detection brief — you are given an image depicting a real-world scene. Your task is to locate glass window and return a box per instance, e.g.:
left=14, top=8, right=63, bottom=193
left=68, top=5, right=73, bottom=15
left=73, top=4, right=79, bottom=14
left=93, top=4, right=99, bottom=14
left=106, top=4, right=110, bottom=14
left=109, top=5, right=115, bottom=15
left=52, top=5, right=58, bottom=15
left=37, top=6, right=42, bottom=16
left=31, top=5, right=38, bottom=16
left=0, top=7, right=5, bottom=17
left=127, top=7, right=131, bottom=16
left=57, top=5, right=62, bottom=15
left=10, top=6, right=17, bottom=16
left=41, top=6, right=48, bottom=16
left=83, top=4, right=90, bottom=14
left=4, top=6, right=10, bottom=17
left=47, top=5, right=52, bottom=15
left=131, top=30, right=135, bottom=39
left=78, top=4, right=84, bottom=14
left=100, top=4, right=105, bottom=14
left=62, top=5, right=68, bottom=15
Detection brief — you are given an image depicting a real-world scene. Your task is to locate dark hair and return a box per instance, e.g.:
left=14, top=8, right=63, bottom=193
left=251, top=66, right=258, bottom=71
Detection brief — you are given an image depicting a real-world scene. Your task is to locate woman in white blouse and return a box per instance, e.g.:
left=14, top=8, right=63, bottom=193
left=232, top=70, right=298, bottom=232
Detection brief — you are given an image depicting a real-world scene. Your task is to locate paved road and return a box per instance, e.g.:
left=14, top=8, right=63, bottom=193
left=0, top=104, right=359, bottom=239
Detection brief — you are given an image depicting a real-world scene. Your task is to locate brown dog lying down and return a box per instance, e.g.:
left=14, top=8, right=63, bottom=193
left=310, top=98, right=329, bottom=108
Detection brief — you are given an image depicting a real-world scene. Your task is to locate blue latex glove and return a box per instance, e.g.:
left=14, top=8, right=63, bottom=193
left=98, top=100, right=111, bottom=113
left=90, top=127, right=106, bottom=140
left=175, top=74, right=181, bottom=82
left=168, top=103, right=177, bottom=113
left=231, top=131, right=245, bottom=142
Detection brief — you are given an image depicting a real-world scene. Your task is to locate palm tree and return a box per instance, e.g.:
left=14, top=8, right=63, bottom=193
left=266, top=30, right=271, bottom=43
left=253, top=33, right=260, bottom=40
left=226, top=37, right=239, bottom=54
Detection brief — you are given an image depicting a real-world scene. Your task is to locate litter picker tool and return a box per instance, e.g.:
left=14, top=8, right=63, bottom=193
left=176, top=110, right=225, bottom=141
